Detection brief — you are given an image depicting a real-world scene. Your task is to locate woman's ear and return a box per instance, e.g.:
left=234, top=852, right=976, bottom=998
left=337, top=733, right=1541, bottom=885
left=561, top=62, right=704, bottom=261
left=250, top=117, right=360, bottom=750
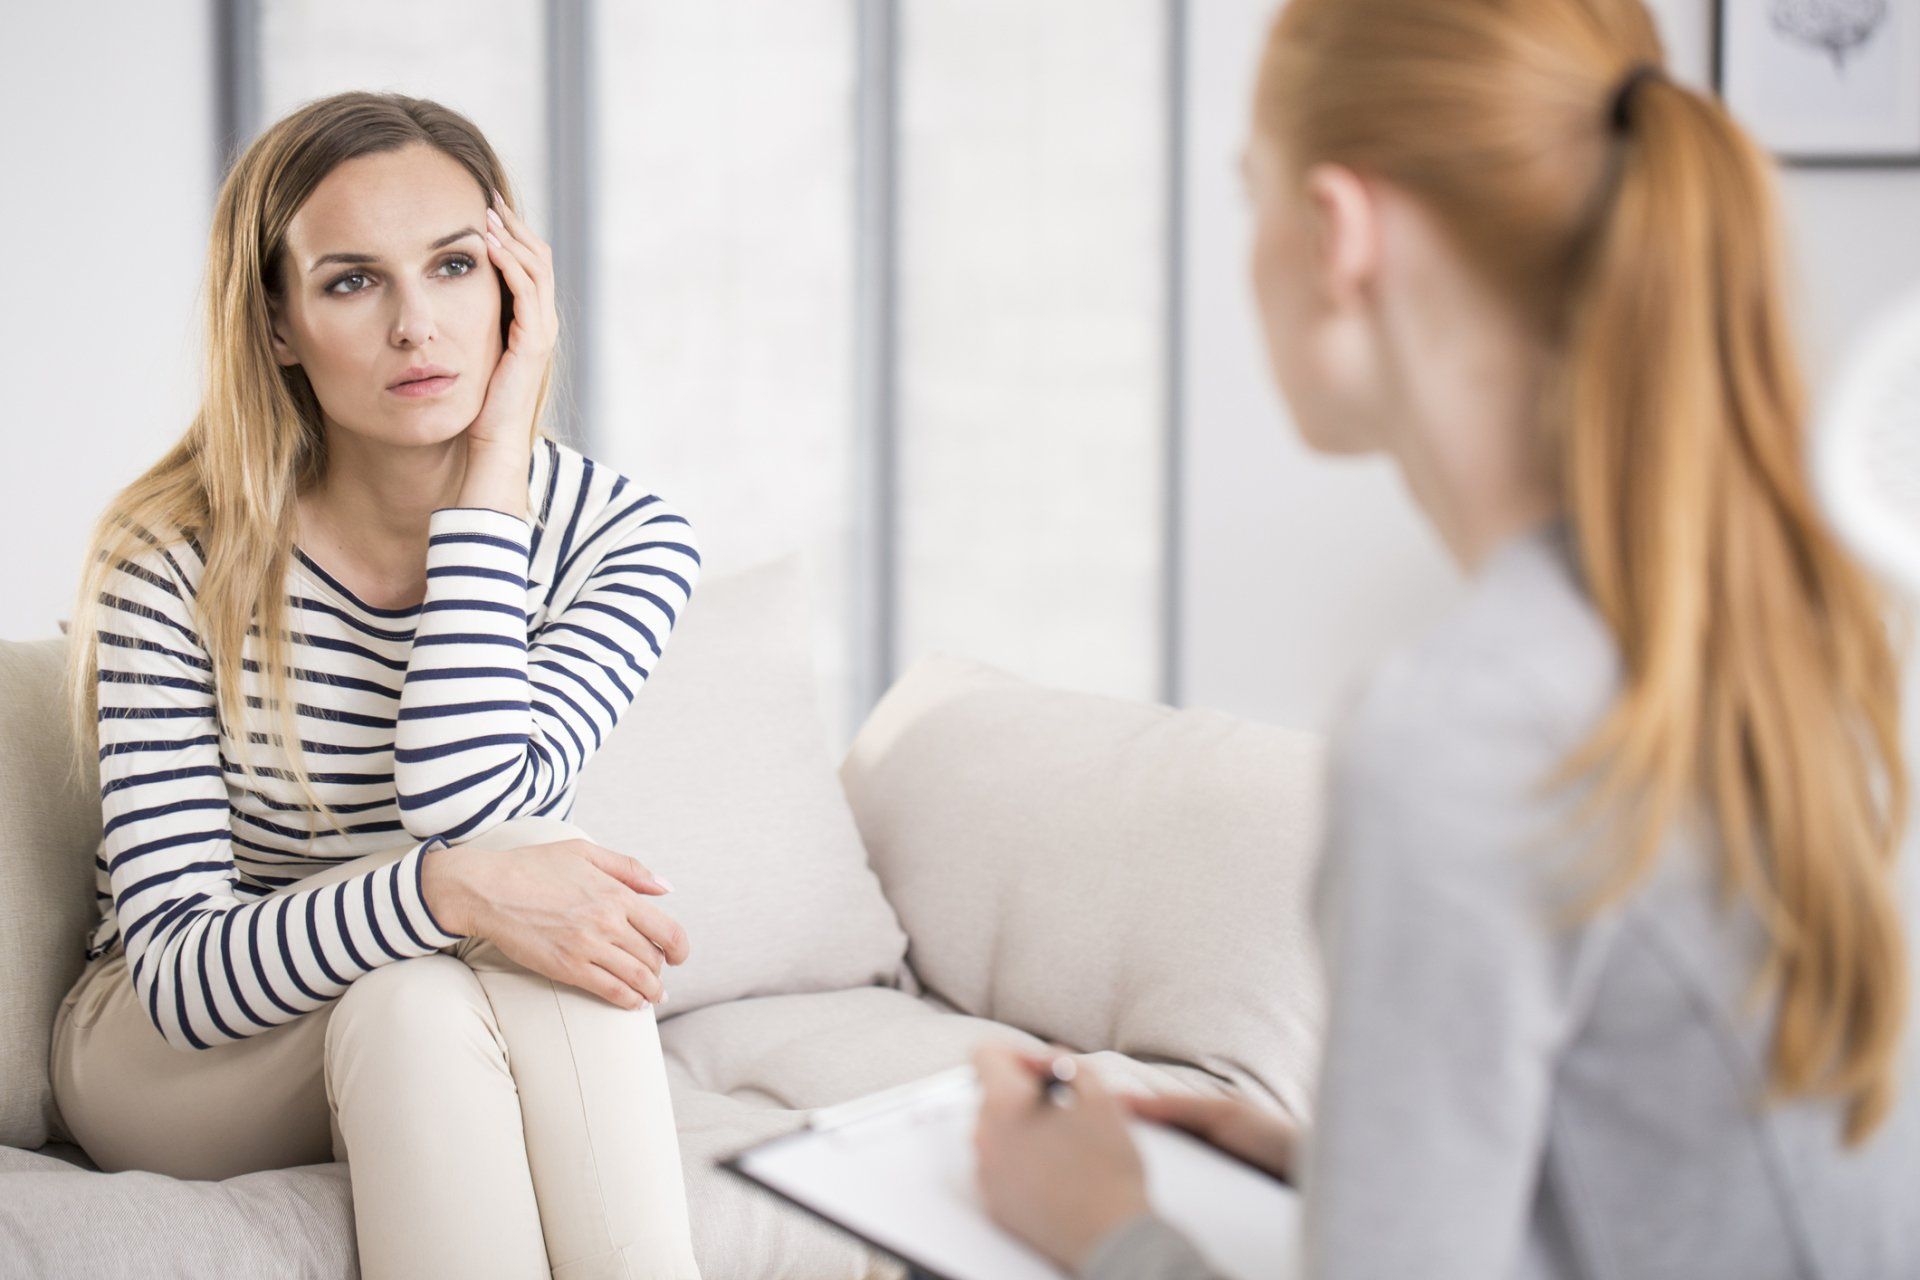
left=266, top=295, right=300, bottom=369
left=1301, top=161, right=1380, bottom=314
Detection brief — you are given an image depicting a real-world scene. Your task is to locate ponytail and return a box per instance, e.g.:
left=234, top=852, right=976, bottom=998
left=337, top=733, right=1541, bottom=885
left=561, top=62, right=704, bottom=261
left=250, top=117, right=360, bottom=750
left=1552, top=62, right=1909, bottom=1146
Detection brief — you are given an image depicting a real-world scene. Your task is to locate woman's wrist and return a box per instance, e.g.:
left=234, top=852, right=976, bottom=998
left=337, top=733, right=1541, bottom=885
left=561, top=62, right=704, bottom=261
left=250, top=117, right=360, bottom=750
left=454, top=437, right=531, bottom=520
left=419, top=842, right=481, bottom=938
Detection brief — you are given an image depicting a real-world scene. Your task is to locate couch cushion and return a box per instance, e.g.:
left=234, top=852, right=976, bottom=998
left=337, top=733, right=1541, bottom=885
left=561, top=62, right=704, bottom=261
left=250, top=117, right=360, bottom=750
left=0, top=1145, right=359, bottom=1277
left=568, top=555, right=911, bottom=1017
left=838, top=654, right=1328, bottom=1121
left=661, top=984, right=1221, bottom=1109
left=0, top=637, right=101, bottom=1149
left=668, top=1075, right=901, bottom=1280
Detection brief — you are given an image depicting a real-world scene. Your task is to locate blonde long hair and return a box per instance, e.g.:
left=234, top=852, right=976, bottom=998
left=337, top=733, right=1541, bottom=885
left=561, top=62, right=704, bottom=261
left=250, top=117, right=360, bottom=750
left=1258, top=0, right=1909, bottom=1143
left=64, top=90, right=558, bottom=841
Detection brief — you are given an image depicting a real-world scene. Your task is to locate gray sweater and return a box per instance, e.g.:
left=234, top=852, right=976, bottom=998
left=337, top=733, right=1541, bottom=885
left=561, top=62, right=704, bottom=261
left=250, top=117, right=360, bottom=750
left=1081, top=515, right=1920, bottom=1280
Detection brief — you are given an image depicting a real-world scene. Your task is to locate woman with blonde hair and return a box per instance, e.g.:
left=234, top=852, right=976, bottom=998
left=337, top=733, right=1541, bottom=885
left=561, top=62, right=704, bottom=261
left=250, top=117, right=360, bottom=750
left=970, top=0, right=1919, bottom=1275
left=48, top=90, right=704, bottom=1279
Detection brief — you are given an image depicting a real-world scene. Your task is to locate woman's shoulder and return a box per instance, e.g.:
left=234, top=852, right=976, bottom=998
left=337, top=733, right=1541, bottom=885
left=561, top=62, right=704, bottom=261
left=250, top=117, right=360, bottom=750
left=534, top=438, right=693, bottom=535
left=98, top=514, right=208, bottom=600
left=1339, top=519, right=1619, bottom=767
left=88, top=515, right=213, bottom=657
left=529, top=439, right=700, bottom=597
left=1323, top=518, right=1627, bottom=886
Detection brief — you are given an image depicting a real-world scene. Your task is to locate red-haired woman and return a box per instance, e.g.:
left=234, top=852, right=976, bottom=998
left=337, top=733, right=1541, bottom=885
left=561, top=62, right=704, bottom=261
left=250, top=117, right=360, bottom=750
left=971, top=2, right=1917, bottom=1276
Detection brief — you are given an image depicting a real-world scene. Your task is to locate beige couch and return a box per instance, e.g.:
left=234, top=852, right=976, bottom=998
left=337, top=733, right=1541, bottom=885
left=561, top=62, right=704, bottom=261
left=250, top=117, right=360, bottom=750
left=0, top=556, right=1327, bottom=1278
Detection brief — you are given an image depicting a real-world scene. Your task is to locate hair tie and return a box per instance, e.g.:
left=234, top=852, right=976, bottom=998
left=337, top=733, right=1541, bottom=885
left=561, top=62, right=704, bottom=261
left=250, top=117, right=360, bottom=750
left=1608, top=62, right=1664, bottom=133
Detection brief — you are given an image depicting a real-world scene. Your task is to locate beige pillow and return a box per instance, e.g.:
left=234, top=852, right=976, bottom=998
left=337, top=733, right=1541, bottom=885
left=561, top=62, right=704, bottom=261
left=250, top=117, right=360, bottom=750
left=567, top=555, right=911, bottom=1016
left=0, top=637, right=101, bottom=1148
left=838, top=654, right=1328, bottom=1121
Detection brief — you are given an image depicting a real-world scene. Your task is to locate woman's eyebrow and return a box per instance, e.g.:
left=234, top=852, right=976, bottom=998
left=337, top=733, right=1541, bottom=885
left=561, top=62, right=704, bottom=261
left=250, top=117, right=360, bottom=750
left=308, top=227, right=481, bottom=273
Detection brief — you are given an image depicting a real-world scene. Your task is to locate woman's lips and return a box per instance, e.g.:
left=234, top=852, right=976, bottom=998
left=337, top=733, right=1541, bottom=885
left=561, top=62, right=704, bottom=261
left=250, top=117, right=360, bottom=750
left=388, top=374, right=458, bottom=397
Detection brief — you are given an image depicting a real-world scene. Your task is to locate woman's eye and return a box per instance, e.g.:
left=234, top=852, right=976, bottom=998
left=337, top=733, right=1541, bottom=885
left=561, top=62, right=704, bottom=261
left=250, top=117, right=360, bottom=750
left=326, top=255, right=478, bottom=296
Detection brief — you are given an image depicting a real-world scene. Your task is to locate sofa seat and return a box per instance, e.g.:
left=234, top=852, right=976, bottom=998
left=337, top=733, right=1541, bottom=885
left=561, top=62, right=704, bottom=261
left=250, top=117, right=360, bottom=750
left=0, top=985, right=1216, bottom=1279
left=1, top=557, right=1327, bottom=1278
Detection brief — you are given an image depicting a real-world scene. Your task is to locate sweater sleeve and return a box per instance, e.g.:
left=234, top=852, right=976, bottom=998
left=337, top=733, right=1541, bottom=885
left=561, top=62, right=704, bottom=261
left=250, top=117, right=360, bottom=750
left=390, top=484, right=700, bottom=840
left=95, top=540, right=467, bottom=1052
left=1296, top=650, right=1615, bottom=1279
left=1077, top=1212, right=1231, bottom=1280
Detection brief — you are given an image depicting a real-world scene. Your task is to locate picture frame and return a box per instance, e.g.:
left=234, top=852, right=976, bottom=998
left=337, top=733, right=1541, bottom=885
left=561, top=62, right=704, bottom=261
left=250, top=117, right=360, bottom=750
left=1713, top=0, right=1920, bottom=167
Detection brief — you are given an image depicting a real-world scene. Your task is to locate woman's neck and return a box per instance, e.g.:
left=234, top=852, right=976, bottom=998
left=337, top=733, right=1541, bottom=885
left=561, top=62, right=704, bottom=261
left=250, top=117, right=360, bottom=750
left=1399, top=450, right=1562, bottom=577
left=1376, top=302, right=1563, bottom=575
left=296, top=425, right=471, bottom=584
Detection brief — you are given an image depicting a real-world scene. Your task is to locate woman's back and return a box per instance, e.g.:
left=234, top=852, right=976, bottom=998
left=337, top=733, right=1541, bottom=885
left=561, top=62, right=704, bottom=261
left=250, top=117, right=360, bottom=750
left=1303, top=515, right=1920, bottom=1279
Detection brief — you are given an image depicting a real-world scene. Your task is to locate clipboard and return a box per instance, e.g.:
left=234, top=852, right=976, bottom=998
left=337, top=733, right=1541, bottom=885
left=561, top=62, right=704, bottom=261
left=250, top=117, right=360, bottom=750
left=719, top=1065, right=1300, bottom=1280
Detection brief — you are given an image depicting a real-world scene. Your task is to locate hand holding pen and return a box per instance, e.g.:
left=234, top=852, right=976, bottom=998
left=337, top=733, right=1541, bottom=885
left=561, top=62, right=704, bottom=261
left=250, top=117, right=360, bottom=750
left=969, top=1040, right=1152, bottom=1272
left=1040, top=1053, right=1078, bottom=1108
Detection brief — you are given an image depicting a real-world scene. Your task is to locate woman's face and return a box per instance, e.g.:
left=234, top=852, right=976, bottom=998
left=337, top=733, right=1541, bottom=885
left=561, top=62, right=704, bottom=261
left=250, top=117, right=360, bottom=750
left=1242, top=130, right=1386, bottom=456
left=267, top=143, right=502, bottom=449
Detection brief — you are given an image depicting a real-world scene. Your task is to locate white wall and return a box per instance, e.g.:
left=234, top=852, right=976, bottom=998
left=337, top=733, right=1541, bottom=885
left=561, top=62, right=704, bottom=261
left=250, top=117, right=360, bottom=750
left=1, top=0, right=215, bottom=641
left=1176, top=0, right=1920, bottom=739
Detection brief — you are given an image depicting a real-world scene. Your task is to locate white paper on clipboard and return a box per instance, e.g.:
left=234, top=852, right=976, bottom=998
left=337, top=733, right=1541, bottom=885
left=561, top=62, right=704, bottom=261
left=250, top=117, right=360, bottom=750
left=721, top=1066, right=1301, bottom=1280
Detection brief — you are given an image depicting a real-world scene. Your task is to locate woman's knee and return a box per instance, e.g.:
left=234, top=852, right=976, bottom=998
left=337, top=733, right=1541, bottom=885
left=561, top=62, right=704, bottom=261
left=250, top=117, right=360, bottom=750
left=456, top=813, right=594, bottom=854
left=327, top=955, right=504, bottom=1069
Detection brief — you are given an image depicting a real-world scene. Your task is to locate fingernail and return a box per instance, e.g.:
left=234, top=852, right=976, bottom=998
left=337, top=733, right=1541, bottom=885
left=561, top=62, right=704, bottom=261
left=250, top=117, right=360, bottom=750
left=655, top=875, right=674, bottom=893
left=659, top=990, right=671, bottom=1006
left=486, top=206, right=502, bottom=227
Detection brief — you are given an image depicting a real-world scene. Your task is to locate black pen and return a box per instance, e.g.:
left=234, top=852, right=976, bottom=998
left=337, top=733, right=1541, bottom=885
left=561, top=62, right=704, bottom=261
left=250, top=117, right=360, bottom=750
left=1040, top=1054, right=1078, bottom=1109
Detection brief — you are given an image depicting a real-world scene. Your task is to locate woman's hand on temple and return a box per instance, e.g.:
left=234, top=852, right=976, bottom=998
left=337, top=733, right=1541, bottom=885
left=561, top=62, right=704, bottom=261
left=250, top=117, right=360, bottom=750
left=970, top=1041, right=1153, bottom=1274
left=456, top=186, right=556, bottom=515
left=421, top=837, right=689, bottom=1010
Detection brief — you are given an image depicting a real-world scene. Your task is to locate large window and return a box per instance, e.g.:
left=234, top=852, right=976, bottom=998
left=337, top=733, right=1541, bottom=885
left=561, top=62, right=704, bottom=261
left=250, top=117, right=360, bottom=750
left=260, top=0, right=551, bottom=227
left=591, top=1, right=862, bottom=743
left=894, top=0, right=1167, bottom=708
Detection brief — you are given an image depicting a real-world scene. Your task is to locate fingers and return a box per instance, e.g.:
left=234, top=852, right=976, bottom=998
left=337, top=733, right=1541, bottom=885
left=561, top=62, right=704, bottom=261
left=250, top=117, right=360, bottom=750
left=1123, top=1091, right=1232, bottom=1139
left=971, top=1040, right=1035, bottom=1115
left=607, top=917, right=668, bottom=978
left=592, top=942, right=665, bottom=1008
left=583, top=959, right=654, bottom=1010
left=972, top=1040, right=1110, bottom=1121
left=484, top=189, right=550, bottom=280
left=630, top=899, right=691, bottom=967
left=1012, top=1045, right=1114, bottom=1100
left=1011, top=1049, right=1058, bottom=1077
left=581, top=841, right=671, bottom=896
left=482, top=220, right=538, bottom=314
left=490, top=187, right=552, bottom=265
left=578, top=966, right=643, bottom=1010
left=484, top=189, right=553, bottom=320
left=1124, top=1093, right=1198, bottom=1121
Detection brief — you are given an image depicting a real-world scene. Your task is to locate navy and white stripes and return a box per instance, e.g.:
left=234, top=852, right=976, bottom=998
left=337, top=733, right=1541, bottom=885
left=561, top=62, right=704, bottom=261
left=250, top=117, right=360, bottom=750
left=85, top=438, right=700, bottom=1051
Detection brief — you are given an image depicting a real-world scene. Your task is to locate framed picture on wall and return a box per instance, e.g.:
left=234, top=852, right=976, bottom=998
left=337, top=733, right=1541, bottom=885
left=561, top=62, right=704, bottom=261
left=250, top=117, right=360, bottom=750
left=1714, top=0, right=1920, bottom=165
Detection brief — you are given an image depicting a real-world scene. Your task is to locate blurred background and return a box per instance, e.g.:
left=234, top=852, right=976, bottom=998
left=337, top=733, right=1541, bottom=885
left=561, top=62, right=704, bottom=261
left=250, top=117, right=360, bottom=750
left=5, top=0, right=1920, bottom=756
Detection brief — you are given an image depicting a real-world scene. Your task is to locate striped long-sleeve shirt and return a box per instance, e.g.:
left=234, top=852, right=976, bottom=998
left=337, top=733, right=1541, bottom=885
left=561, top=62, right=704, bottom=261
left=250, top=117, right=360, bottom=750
left=84, top=437, right=701, bottom=1051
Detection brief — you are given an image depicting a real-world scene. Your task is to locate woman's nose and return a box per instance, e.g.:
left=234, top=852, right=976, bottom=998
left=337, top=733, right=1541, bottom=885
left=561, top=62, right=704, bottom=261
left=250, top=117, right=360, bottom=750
left=388, top=283, right=437, bottom=345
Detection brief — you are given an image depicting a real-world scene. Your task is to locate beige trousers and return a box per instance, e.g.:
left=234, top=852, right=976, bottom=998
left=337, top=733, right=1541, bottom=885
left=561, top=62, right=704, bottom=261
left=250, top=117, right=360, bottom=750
left=47, top=816, right=702, bottom=1280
